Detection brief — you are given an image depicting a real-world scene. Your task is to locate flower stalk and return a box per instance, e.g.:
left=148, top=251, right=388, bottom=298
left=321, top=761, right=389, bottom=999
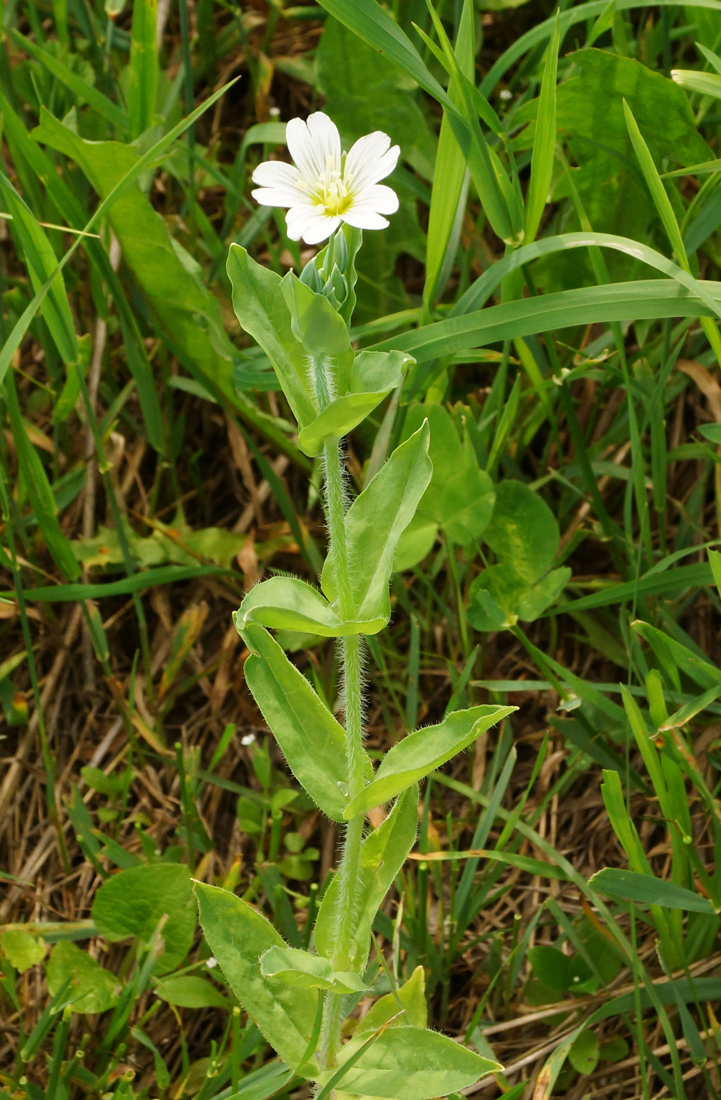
left=312, top=350, right=367, bottom=1067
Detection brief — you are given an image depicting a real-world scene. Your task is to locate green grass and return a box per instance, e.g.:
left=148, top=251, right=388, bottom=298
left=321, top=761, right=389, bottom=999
left=2, top=0, right=721, bottom=1097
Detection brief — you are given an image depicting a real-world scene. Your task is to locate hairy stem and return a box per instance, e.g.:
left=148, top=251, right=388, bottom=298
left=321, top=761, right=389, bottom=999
left=311, top=355, right=367, bottom=1071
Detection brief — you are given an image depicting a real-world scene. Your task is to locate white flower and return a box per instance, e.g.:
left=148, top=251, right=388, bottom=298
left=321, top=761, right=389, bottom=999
left=251, top=112, right=400, bottom=246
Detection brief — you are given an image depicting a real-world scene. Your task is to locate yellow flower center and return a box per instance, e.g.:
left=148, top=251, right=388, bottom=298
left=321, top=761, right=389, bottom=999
left=315, top=155, right=352, bottom=217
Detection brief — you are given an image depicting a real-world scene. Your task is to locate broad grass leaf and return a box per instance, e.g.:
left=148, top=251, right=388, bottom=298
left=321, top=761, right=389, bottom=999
left=45, top=941, right=120, bottom=1014
left=195, top=883, right=318, bottom=1072
left=524, top=13, right=560, bottom=243
left=423, top=0, right=474, bottom=309
left=515, top=49, right=710, bottom=279
left=590, top=868, right=717, bottom=913
left=237, top=576, right=382, bottom=637
left=33, top=111, right=243, bottom=421
left=260, top=946, right=369, bottom=993
left=315, top=786, right=418, bottom=969
left=128, top=0, right=159, bottom=139
left=4, top=376, right=80, bottom=580
left=322, top=1027, right=499, bottom=1098
left=315, top=14, right=430, bottom=317
left=321, top=423, right=432, bottom=624
left=91, top=863, right=195, bottom=973
left=401, top=405, right=495, bottom=545
left=8, top=28, right=129, bottom=132
left=671, top=68, right=721, bottom=98
left=344, top=706, right=514, bottom=818
left=238, top=623, right=352, bottom=822
left=0, top=173, right=78, bottom=366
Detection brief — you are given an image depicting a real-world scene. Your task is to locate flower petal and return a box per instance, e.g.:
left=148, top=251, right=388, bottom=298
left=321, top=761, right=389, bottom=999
left=285, top=205, right=341, bottom=244
left=252, top=185, right=305, bottom=209
left=340, top=208, right=390, bottom=231
left=344, top=131, right=400, bottom=191
left=353, top=183, right=399, bottom=216
left=252, top=159, right=304, bottom=189
left=286, top=112, right=341, bottom=183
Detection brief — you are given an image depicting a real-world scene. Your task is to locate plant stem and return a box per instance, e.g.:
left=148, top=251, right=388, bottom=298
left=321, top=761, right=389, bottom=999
left=312, top=356, right=367, bottom=1069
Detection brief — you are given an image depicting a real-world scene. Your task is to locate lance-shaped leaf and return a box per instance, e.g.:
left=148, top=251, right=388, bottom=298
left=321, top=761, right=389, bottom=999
left=227, top=245, right=317, bottom=429
left=260, top=946, right=369, bottom=993
left=590, top=868, right=718, bottom=914
left=298, top=350, right=411, bottom=457
left=282, top=272, right=354, bottom=367
left=315, top=785, right=418, bottom=970
left=354, top=966, right=427, bottom=1038
left=318, top=1026, right=500, bottom=1099
left=0, top=173, right=78, bottom=366
left=344, top=706, right=515, bottom=819
left=322, top=423, right=432, bottom=623
left=195, top=883, right=318, bottom=1073
left=236, top=576, right=383, bottom=637
left=239, top=623, right=351, bottom=822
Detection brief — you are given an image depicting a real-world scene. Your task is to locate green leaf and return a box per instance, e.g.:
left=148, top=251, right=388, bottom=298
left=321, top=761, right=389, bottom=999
left=7, top=28, right=129, bottom=132
left=297, top=351, right=410, bottom=457
left=91, top=863, right=195, bottom=973
left=623, top=100, right=689, bottom=271
left=468, top=564, right=571, bottom=629
left=515, top=48, right=711, bottom=264
left=0, top=930, right=45, bottom=973
left=282, top=272, right=353, bottom=361
left=315, top=786, right=419, bottom=970
left=709, top=548, right=721, bottom=598
left=517, top=567, right=571, bottom=621
left=423, top=0, right=474, bottom=309
left=344, top=706, right=515, bottom=818
left=153, top=974, right=231, bottom=1009
left=236, top=576, right=380, bottom=637
left=195, top=883, right=318, bottom=1072
left=525, top=13, right=560, bottom=242
left=227, top=246, right=317, bottom=429
left=353, top=967, right=427, bottom=1039
left=45, top=941, right=120, bottom=1013
left=401, top=405, right=495, bottom=544
left=568, top=1030, right=600, bottom=1075
left=393, top=514, right=438, bottom=572
left=320, top=1027, right=499, bottom=1098
left=32, top=112, right=262, bottom=440
left=590, top=868, right=718, bottom=913
left=4, top=375, right=80, bottom=580
left=671, top=68, right=721, bottom=99
left=260, top=946, right=369, bottom=993
left=322, top=423, right=432, bottom=624
left=0, top=172, right=78, bottom=365
left=238, top=623, right=354, bottom=822
left=315, top=0, right=452, bottom=113
left=3, top=77, right=236, bottom=404
left=128, top=0, right=159, bottom=139
left=484, top=481, right=559, bottom=582
left=527, top=945, right=571, bottom=991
